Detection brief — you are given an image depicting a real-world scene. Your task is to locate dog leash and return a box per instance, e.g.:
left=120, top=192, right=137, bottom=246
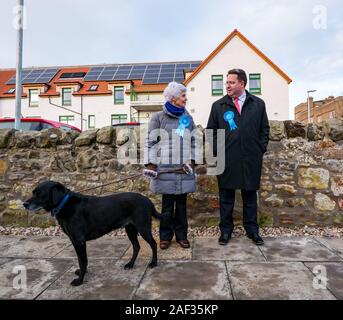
left=77, top=173, right=143, bottom=193
left=76, top=164, right=194, bottom=194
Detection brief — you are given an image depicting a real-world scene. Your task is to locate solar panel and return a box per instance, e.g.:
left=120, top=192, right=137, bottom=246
left=5, top=62, right=201, bottom=84
left=132, top=65, right=147, bottom=70
left=83, top=61, right=201, bottom=84
left=6, top=68, right=59, bottom=84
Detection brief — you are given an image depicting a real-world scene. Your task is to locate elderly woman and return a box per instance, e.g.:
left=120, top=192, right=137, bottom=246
left=144, top=82, right=197, bottom=250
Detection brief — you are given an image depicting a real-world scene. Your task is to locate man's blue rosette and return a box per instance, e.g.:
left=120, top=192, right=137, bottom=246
left=176, top=115, right=191, bottom=137
left=224, top=111, right=238, bottom=131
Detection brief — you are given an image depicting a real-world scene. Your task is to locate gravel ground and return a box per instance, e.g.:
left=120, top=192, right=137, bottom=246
left=0, top=225, right=342, bottom=238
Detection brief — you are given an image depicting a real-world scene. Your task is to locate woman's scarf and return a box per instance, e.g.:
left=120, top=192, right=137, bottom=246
left=165, top=101, right=185, bottom=117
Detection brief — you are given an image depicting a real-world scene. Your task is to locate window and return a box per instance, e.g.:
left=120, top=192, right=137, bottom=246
left=59, top=115, right=75, bottom=125
left=111, top=114, right=127, bottom=125
left=60, top=72, right=86, bottom=79
left=6, top=88, right=15, bottom=94
left=88, top=115, right=95, bottom=129
left=88, top=84, right=99, bottom=92
left=29, top=89, right=39, bottom=107
left=114, top=86, right=124, bottom=104
left=60, top=125, right=73, bottom=131
left=330, top=111, right=336, bottom=119
left=211, top=75, right=223, bottom=96
left=62, top=88, right=72, bottom=106
left=41, top=123, right=54, bottom=130
left=249, top=74, right=261, bottom=94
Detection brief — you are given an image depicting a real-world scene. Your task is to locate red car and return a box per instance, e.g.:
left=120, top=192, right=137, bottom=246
left=0, top=118, right=81, bottom=132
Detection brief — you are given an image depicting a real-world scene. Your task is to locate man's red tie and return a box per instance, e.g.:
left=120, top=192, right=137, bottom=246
left=234, top=97, right=241, bottom=115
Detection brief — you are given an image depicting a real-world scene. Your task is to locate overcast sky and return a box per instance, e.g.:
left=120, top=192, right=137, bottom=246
left=0, top=0, right=342, bottom=118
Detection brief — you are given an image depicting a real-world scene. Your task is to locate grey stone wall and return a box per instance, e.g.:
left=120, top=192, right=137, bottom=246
left=0, top=119, right=343, bottom=228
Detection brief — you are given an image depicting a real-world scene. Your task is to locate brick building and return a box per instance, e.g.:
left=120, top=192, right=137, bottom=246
left=294, top=96, right=343, bottom=124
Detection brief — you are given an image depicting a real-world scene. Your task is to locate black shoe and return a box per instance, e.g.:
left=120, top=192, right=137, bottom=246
left=218, top=233, right=231, bottom=246
left=249, top=233, right=264, bottom=245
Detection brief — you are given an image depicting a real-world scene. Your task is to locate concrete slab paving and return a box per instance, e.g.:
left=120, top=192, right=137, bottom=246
left=0, top=258, right=73, bottom=299
left=226, top=262, right=336, bottom=300
left=0, top=235, right=342, bottom=300
left=54, top=237, right=130, bottom=259
left=122, top=238, right=192, bottom=262
left=0, top=258, right=12, bottom=267
left=0, top=236, right=71, bottom=259
left=305, top=262, right=343, bottom=300
left=259, top=237, right=341, bottom=262
left=133, top=260, right=232, bottom=300
left=38, top=259, right=147, bottom=300
left=315, top=238, right=343, bottom=259
left=193, top=237, right=265, bottom=261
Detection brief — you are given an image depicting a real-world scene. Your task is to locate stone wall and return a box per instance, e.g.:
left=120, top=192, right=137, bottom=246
left=0, top=119, right=343, bottom=228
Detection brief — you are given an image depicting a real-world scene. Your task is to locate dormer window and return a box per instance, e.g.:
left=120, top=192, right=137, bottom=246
left=88, top=84, right=99, bottom=92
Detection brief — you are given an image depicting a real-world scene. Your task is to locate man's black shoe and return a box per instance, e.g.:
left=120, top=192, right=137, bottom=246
left=249, top=233, right=264, bottom=245
left=218, top=233, right=231, bottom=246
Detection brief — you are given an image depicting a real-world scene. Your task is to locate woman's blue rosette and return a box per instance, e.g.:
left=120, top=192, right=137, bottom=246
left=176, top=115, right=191, bottom=137
left=224, top=111, right=238, bottom=131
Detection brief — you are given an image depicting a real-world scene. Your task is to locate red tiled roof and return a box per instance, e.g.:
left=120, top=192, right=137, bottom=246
left=73, top=81, right=112, bottom=96
left=126, top=82, right=168, bottom=94
left=0, top=70, right=18, bottom=98
left=0, top=67, right=142, bottom=98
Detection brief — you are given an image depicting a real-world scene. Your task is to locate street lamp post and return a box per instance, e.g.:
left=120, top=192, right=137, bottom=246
left=307, top=90, right=317, bottom=124
left=14, top=0, right=24, bottom=131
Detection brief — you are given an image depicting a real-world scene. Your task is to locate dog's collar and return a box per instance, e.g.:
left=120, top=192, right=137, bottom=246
left=51, top=193, right=71, bottom=218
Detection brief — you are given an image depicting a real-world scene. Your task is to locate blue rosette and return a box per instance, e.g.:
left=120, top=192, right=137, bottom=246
left=176, top=115, right=191, bottom=137
left=224, top=111, right=238, bottom=131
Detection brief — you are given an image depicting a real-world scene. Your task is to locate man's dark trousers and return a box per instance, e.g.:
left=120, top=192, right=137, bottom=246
left=219, top=188, right=259, bottom=236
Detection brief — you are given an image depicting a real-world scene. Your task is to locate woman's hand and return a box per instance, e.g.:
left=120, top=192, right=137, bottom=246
left=145, top=163, right=158, bottom=171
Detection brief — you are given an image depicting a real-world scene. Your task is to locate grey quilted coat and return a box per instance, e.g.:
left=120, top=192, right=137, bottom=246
left=144, top=105, right=197, bottom=195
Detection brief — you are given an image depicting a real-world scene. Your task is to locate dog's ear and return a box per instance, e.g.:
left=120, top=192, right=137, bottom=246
left=51, top=183, right=66, bottom=207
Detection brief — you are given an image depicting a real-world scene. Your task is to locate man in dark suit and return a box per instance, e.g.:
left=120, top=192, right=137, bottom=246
left=206, top=69, right=270, bottom=246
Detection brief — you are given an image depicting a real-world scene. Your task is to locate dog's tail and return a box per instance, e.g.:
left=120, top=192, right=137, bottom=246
left=151, top=205, right=162, bottom=220
left=150, top=202, right=171, bottom=220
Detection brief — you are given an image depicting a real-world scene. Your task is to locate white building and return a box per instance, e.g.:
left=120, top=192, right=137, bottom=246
left=184, top=29, right=292, bottom=125
left=0, top=29, right=291, bottom=130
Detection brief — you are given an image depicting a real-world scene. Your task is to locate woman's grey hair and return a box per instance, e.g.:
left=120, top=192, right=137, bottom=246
left=163, top=82, right=187, bottom=102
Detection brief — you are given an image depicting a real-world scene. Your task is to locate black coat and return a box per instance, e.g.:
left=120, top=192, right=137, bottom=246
left=206, top=91, right=270, bottom=191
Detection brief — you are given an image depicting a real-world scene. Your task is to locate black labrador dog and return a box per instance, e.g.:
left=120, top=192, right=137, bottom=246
left=23, top=180, right=161, bottom=286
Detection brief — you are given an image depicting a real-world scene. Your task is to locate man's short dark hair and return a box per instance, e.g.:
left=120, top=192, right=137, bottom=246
left=227, top=69, right=247, bottom=87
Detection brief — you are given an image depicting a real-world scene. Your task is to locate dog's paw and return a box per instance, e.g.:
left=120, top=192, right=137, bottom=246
left=148, top=261, right=157, bottom=269
left=70, top=278, right=83, bottom=286
left=124, top=262, right=134, bottom=270
left=75, top=269, right=87, bottom=276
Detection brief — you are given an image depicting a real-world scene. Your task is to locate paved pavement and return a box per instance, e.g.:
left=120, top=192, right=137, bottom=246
left=0, top=235, right=342, bottom=300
